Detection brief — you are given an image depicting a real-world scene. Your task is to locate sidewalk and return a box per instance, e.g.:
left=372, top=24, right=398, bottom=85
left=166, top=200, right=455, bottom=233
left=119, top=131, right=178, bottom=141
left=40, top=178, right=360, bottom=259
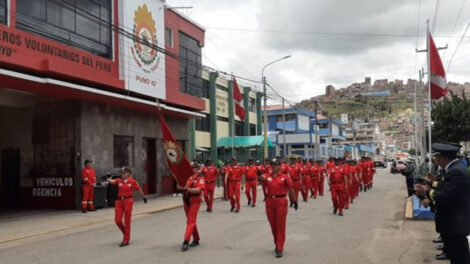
left=0, top=188, right=225, bottom=247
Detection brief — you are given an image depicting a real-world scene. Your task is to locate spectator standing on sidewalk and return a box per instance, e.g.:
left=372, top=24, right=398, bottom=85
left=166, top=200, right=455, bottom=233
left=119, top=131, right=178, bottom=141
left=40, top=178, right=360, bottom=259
left=81, top=160, right=96, bottom=213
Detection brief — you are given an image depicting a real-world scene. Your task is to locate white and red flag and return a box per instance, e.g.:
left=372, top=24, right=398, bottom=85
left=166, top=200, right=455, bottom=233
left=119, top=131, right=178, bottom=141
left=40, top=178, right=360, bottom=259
left=232, top=77, right=246, bottom=120
left=428, top=32, right=448, bottom=100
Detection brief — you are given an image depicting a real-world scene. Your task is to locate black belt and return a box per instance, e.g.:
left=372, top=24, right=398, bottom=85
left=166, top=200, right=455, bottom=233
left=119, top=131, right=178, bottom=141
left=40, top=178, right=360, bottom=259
left=229, top=180, right=241, bottom=183
left=331, top=181, right=343, bottom=184
left=246, top=178, right=257, bottom=181
left=267, top=194, right=286, bottom=199
left=118, top=196, right=132, bottom=200
left=292, top=179, right=300, bottom=182
left=205, top=180, right=216, bottom=184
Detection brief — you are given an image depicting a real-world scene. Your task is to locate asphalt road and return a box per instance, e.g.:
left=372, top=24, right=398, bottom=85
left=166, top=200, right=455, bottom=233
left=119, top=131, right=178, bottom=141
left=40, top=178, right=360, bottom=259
left=1, top=169, right=440, bottom=264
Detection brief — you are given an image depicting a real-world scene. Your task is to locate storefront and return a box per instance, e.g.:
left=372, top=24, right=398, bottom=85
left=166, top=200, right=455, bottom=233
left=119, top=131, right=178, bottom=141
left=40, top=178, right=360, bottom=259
left=0, top=0, right=205, bottom=209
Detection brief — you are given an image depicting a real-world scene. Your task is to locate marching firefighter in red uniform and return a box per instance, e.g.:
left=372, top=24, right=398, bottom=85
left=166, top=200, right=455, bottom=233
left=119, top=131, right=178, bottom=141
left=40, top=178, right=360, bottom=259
left=259, top=159, right=297, bottom=258
left=310, top=161, right=321, bottom=199
left=360, top=157, right=370, bottom=191
left=244, top=159, right=259, bottom=207
left=328, top=159, right=347, bottom=216
left=261, top=159, right=271, bottom=201
left=225, top=158, right=244, bottom=213
left=221, top=160, right=231, bottom=200
left=177, top=162, right=205, bottom=252
left=318, top=160, right=326, bottom=196
left=301, top=160, right=313, bottom=202
left=202, top=159, right=218, bottom=212
left=288, top=158, right=302, bottom=205
left=368, top=157, right=376, bottom=189
left=343, top=160, right=352, bottom=209
left=348, top=160, right=358, bottom=203
left=106, top=167, right=147, bottom=247
left=81, top=159, right=96, bottom=213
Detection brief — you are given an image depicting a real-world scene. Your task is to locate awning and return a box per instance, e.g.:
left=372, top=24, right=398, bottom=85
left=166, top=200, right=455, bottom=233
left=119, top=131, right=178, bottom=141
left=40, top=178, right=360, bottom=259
left=196, top=147, right=210, bottom=152
left=216, top=136, right=274, bottom=148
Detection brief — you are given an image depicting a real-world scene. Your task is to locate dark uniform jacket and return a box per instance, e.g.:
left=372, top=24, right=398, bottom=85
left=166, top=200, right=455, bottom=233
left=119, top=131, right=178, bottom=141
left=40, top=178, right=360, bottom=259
left=432, top=160, right=470, bottom=235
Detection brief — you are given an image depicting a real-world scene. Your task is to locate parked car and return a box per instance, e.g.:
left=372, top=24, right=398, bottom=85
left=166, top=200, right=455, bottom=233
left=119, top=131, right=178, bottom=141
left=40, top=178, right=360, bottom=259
left=373, top=156, right=387, bottom=168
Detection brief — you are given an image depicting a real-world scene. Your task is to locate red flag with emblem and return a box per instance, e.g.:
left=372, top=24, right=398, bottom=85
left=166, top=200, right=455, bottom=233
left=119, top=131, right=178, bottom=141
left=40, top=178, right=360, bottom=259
left=158, top=109, right=193, bottom=186
left=429, top=32, right=448, bottom=100
left=232, top=77, right=246, bottom=120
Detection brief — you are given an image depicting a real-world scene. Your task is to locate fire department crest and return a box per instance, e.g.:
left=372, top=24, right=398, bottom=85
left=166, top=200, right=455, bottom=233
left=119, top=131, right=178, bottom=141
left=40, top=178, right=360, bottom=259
left=131, top=4, right=160, bottom=73
left=164, top=141, right=183, bottom=165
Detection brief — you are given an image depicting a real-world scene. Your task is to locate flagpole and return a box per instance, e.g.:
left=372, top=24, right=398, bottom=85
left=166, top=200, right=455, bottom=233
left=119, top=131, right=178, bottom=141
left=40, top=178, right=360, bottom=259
left=426, top=19, right=433, bottom=169
left=231, top=75, right=234, bottom=159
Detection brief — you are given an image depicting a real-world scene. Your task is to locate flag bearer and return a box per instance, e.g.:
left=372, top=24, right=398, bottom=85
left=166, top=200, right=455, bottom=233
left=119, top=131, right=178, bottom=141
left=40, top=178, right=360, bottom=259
left=259, top=159, right=297, bottom=258
left=106, top=167, right=147, bottom=247
left=202, top=159, right=218, bottom=212
left=177, top=162, right=205, bottom=252
left=81, top=159, right=96, bottom=213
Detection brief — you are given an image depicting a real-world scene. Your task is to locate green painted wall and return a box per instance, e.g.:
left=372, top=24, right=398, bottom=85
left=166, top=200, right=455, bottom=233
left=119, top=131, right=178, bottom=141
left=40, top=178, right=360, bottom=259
left=243, top=87, right=250, bottom=136
left=228, top=80, right=234, bottom=137
left=256, top=92, right=263, bottom=135
left=209, top=72, right=218, bottom=159
left=188, top=119, right=196, bottom=160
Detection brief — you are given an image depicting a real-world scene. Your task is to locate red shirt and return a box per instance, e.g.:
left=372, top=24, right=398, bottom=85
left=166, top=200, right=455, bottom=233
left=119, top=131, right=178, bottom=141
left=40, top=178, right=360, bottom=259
left=329, top=166, right=345, bottom=184
left=202, top=166, right=218, bottom=182
left=266, top=173, right=294, bottom=196
left=288, top=165, right=301, bottom=181
left=228, top=165, right=244, bottom=181
left=81, top=167, right=96, bottom=185
left=300, top=165, right=310, bottom=177
left=310, top=165, right=321, bottom=178
left=115, top=177, right=140, bottom=198
left=281, top=163, right=290, bottom=174
left=245, top=165, right=259, bottom=180
left=184, top=173, right=205, bottom=203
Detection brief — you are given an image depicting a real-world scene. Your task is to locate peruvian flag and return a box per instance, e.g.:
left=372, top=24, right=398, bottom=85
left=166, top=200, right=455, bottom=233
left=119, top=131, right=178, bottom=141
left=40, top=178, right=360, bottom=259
left=429, top=32, right=448, bottom=100
left=233, top=77, right=246, bottom=120
left=158, top=108, right=193, bottom=186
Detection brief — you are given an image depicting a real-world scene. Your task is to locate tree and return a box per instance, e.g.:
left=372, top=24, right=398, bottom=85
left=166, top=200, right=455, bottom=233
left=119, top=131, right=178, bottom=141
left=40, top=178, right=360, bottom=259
left=432, top=91, right=470, bottom=143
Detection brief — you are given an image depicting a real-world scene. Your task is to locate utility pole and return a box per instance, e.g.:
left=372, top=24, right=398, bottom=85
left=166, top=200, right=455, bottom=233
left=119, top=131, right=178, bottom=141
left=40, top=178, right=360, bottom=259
left=314, top=101, right=319, bottom=160
left=416, top=20, right=447, bottom=168
left=263, top=76, right=268, bottom=159
left=328, top=117, right=332, bottom=157
left=282, top=98, right=287, bottom=158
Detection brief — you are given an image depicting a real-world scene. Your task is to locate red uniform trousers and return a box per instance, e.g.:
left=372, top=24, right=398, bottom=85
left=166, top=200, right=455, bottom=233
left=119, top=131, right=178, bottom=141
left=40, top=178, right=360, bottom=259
left=262, top=182, right=268, bottom=200
left=203, top=182, right=216, bottom=210
left=229, top=180, right=241, bottom=210
left=319, top=176, right=325, bottom=196
left=311, top=176, right=320, bottom=198
left=183, top=198, right=201, bottom=242
left=291, top=180, right=301, bottom=203
left=330, top=183, right=345, bottom=214
left=245, top=179, right=258, bottom=205
left=265, top=197, right=288, bottom=251
left=301, top=178, right=313, bottom=201
left=115, top=198, right=133, bottom=243
left=223, top=180, right=229, bottom=200
left=344, top=184, right=350, bottom=208
left=363, top=173, right=370, bottom=188
left=82, top=184, right=94, bottom=210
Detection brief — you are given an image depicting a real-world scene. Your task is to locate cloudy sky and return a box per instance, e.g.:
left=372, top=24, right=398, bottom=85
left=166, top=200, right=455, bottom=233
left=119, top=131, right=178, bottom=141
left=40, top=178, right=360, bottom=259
left=167, top=0, right=470, bottom=104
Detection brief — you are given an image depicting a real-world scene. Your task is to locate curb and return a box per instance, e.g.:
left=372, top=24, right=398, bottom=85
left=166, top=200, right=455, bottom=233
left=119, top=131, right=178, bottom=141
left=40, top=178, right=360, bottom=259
left=0, top=195, right=222, bottom=245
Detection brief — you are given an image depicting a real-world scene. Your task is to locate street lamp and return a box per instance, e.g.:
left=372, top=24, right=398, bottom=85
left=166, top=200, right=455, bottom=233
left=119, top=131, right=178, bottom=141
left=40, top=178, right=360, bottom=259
left=262, top=55, right=291, bottom=160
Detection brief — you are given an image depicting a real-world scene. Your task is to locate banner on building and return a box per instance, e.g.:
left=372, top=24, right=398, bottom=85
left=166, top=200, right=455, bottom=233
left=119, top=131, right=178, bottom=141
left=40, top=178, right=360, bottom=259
left=119, top=0, right=166, bottom=99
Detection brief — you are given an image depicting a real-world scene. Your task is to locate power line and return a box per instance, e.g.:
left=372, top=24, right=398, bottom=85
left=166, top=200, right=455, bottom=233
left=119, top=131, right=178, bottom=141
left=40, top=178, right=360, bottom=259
left=443, top=0, right=467, bottom=60
left=205, top=26, right=468, bottom=39
left=431, top=0, right=441, bottom=32
left=447, top=21, right=470, bottom=72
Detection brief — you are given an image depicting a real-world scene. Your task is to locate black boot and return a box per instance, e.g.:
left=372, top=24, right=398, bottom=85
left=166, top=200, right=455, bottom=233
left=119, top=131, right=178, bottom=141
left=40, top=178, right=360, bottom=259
left=333, top=208, right=337, bottom=214
left=275, top=250, right=283, bottom=258
left=181, top=241, right=189, bottom=252
left=190, top=240, right=199, bottom=247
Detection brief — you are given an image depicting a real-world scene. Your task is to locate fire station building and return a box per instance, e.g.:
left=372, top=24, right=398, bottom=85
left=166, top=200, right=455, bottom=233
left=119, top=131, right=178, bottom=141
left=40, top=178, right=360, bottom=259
left=0, top=0, right=206, bottom=209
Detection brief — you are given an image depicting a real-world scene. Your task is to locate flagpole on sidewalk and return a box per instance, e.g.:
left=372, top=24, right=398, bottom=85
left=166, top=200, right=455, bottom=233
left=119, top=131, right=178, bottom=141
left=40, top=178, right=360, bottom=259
left=426, top=19, right=433, bottom=169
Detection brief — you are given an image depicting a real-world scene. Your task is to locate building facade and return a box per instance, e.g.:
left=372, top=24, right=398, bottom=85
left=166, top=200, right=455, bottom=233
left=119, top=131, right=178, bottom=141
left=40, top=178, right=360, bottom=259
left=265, top=106, right=345, bottom=159
left=0, top=0, right=206, bottom=209
left=193, top=69, right=263, bottom=162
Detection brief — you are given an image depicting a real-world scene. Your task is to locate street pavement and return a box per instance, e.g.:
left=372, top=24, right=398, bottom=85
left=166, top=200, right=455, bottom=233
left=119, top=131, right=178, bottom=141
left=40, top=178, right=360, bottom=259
left=1, top=169, right=441, bottom=264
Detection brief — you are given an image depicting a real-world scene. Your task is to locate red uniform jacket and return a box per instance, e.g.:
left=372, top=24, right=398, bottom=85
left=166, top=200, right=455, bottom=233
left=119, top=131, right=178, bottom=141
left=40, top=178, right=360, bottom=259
left=115, top=177, right=140, bottom=198
left=202, top=166, right=218, bottom=183
left=227, top=166, right=244, bottom=182
left=266, top=173, right=294, bottom=196
left=329, top=167, right=345, bottom=184
left=245, top=165, right=259, bottom=181
left=288, top=165, right=301, bottom=182
left=81, top=167, right=96, bottom=185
